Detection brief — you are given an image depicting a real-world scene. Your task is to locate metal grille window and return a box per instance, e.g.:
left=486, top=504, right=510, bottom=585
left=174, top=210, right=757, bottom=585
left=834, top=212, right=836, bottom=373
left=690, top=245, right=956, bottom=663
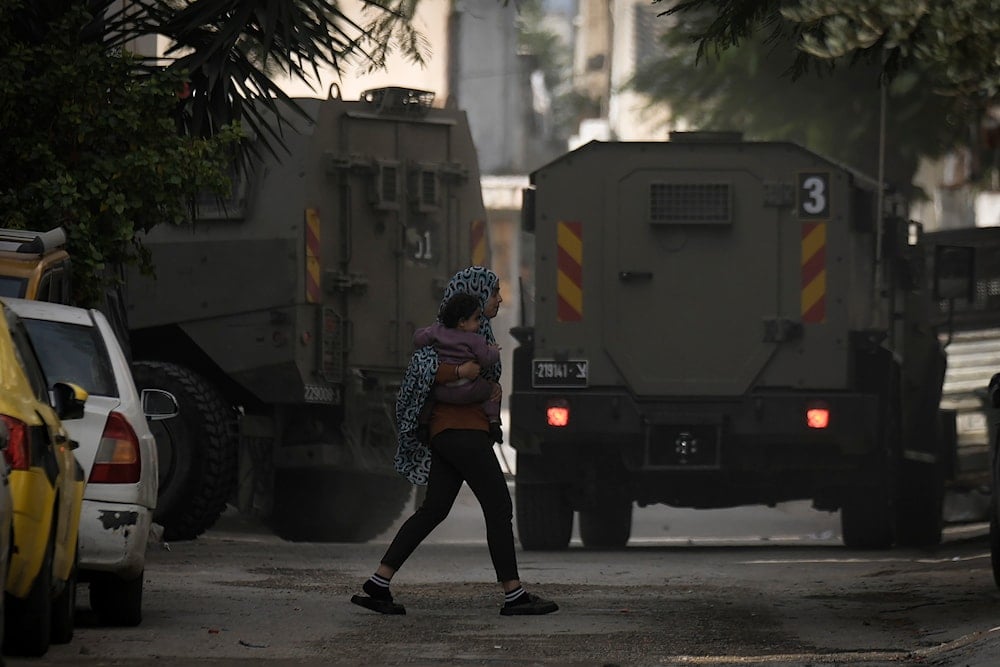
left=420, top=170, right=438, bottom=209
left=380, top=165, right=398, bottom=204
left=649, top=183, right=731, bottom=224
left=374, top=162, right=400, bottom=210
left=407, top=167, right=439, bottom=213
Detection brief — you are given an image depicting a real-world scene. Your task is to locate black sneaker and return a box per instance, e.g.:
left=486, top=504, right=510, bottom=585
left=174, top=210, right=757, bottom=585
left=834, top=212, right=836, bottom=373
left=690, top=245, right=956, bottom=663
left=489, top=422, right=504, bottom=444
left=351, top=594, right=406, bottom=615
left=500, top=592, right=558, bottom=616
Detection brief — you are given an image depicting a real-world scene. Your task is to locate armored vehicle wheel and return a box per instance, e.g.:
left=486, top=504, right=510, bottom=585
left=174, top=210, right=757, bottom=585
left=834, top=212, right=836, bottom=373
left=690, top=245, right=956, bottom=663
left=991, top=500, right=1000, bottom=589
left=515, top=480, right=573, bottom=550
left=991, top=439, right=1000, bottom=588
left=579, top=499, right=632, bottom=549
left=272, top=470, right=412, bottom=542
left=840, top=486, right=894, bottom=549
left=131, top=361, right=238, bottom=541
left=894, top=459, right=944, bottom=547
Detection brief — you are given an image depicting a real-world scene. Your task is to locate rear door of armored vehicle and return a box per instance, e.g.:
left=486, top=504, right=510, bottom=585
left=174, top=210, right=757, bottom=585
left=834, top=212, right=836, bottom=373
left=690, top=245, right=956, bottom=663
left=330, top=100, right=481, bottom=370
left=587, top=142, right=858, bottom=398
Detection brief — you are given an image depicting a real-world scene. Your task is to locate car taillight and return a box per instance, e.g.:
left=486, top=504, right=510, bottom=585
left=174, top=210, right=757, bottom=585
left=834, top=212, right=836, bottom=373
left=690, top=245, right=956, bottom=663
left=1, top=415, right=29, bottom=470
left=546, top=399, right=570, bottom=427
left=89, top=412, right=141, bottom=484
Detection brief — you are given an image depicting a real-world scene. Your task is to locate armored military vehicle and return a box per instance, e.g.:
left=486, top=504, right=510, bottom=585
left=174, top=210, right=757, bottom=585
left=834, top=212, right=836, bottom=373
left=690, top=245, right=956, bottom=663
left=510, top=133, right=973, bottom=550
left=125, top=87, right=489, bottom=541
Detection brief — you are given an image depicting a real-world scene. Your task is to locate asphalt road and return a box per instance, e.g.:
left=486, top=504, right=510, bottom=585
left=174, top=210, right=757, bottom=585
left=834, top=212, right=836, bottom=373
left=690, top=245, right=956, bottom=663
left=10, top=483, right=1000, bottom=666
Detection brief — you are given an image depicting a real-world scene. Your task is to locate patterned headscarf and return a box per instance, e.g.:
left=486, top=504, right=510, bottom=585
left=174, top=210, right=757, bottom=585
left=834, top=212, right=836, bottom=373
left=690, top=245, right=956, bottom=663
left=394, top=266, right=501, bottom=484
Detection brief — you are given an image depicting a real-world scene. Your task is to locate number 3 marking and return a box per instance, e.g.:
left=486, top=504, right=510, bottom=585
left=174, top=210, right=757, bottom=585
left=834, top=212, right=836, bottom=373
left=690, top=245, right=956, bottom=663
left=802, top=176, right=825, bottom=214
left=798, top=173, right=829, bottom=218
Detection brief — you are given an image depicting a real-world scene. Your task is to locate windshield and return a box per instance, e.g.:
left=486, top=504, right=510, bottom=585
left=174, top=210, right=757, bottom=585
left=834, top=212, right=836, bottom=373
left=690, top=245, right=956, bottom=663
left=0, top=276, right=27, bottom=298
left=22, top=318, right=118, bottom=397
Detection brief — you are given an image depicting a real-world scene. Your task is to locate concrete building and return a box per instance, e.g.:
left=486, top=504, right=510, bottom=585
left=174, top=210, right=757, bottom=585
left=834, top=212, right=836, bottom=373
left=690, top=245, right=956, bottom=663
left=569, top=0, right=672, bottom=147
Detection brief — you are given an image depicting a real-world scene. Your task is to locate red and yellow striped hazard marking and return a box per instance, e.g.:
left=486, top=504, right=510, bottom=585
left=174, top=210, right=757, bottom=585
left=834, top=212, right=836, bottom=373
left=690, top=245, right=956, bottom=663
left=470, top=219, right=488, bottom=266
left=305, top=208, right=321, bottom=304
left=801, top=222, right=826, bottom=324
left=557, top=221, right=582, bottom=322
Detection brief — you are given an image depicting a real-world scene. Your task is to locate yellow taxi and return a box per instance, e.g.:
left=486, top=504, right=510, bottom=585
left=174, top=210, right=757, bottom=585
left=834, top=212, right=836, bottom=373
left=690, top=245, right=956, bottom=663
left=0, top=300, right=85, bottom=657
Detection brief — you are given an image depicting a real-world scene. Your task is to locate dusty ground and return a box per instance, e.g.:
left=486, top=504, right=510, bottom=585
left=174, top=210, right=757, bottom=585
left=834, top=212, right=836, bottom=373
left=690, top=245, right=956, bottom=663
left=10, top=493, right=1000, bottom=666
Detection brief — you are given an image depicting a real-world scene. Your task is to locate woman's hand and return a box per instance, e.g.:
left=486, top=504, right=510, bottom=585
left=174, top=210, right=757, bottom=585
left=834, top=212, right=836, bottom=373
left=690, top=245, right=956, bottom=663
left=458, top=360, right=481, bottom=380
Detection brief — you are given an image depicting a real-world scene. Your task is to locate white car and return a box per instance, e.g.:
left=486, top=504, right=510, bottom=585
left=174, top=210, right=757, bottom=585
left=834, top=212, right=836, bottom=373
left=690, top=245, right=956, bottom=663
left=5, top=298, right=177, bottom=626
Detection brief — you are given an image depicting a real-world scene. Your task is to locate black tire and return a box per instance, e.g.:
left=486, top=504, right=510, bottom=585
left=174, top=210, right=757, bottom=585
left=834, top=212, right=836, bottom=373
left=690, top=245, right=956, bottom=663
left=0, top=533, right=6, bottom=653
left=894, top=459, right=944, bottom=547
left=579, top=500, right=633, bottom=549
left=131, top=361, right=238, bottom=541
left=90, top=571, right=143, bottom=626
left=894, top=400, right=950, bottom=548
left=50, top=547, right=77, bottom=644
left=991, top=436, right=1000, bottom=588
left=272, top=470, right=413, bottom=542
left=515, top=481, right=573, bottom=550
left=841, top=486, right=894, bottom=549
left=992, top=495, right=1000, bottom=589
left=4, top=532, right=53, bottom=656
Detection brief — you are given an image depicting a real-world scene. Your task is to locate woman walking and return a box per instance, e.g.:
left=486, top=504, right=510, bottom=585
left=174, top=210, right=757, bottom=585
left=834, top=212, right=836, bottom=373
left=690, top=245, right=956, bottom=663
left=351, top=266, right=558, bottom=616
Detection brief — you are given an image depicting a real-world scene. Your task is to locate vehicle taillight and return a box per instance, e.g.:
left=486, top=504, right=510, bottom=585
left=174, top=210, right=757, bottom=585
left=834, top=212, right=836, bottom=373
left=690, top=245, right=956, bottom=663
left=89, top=412, right=141, bottom=484
left=1, top=415, right=29, bottom=470
left=806, top=405, right=830, bottom=429
left=546, top=399, right=570, bottom=427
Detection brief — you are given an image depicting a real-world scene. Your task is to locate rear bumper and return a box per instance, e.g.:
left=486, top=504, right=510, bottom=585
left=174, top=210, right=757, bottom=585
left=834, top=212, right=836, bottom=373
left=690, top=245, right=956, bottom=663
left=78, top=500, right=151, bottom=579
left=510, top=389, right=883, bottom=508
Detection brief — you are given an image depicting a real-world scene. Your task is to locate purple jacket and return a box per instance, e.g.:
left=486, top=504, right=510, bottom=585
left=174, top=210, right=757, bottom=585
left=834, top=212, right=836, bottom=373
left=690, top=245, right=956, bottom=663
left=413, top=323, right=500, bottom=368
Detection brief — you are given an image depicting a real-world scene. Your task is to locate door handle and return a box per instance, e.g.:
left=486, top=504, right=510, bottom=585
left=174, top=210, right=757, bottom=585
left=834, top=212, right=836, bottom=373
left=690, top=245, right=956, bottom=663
left=618, top=271, right=653, bottom=282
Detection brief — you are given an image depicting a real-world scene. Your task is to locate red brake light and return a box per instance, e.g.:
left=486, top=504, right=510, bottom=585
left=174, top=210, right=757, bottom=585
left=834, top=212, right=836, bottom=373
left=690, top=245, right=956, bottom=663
left=546, top=400, right=570, bottom=427
left=89, top=412, right=141, bottom=484
left=1, top=415, right=29, bottom=470
left=806, top=407, right=830, bottom=429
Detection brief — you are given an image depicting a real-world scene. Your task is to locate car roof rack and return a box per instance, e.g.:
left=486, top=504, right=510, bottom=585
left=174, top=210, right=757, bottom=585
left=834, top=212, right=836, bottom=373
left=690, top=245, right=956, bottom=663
left=0, top=227, right=67, bottom=255
left=360, top=87, right=435, bottom=116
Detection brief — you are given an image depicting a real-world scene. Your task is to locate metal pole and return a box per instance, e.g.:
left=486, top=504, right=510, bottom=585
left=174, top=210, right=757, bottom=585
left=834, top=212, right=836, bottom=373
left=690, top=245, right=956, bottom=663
left=874, top=63, right=888, bottom=291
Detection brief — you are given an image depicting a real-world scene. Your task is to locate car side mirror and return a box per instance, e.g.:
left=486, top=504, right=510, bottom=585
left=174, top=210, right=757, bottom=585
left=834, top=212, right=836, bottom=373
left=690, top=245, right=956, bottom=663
left=52, top=381, right=88, bottom=421
left=142, top=388, right=180, bottom=421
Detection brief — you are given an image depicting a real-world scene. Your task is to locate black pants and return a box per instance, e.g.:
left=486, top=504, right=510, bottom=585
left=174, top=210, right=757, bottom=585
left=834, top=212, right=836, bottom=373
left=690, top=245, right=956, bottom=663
left=381, top=429, right=519, bottom=583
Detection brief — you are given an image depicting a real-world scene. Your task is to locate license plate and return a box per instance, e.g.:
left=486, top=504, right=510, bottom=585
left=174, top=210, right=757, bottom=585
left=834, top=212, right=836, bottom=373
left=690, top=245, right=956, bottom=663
left=531, top=359, right=589, bottom=388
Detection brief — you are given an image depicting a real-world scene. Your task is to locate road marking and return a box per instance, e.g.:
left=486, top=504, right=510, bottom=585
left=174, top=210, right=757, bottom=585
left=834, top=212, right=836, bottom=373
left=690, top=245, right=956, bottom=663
left=625, top=536, right=834, bottom=546
left=615, top=522, right=989, bottom=549
left=663, top=625, right=1000, bottom=664
left=743, top=553, right=990, bottom=565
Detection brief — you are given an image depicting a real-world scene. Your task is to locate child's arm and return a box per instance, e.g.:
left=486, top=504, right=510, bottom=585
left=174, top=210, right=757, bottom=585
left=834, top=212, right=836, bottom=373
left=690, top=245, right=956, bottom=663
left=413, top=325, right=435, bottom=349
left=468, top=335, right=500, bottom=367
